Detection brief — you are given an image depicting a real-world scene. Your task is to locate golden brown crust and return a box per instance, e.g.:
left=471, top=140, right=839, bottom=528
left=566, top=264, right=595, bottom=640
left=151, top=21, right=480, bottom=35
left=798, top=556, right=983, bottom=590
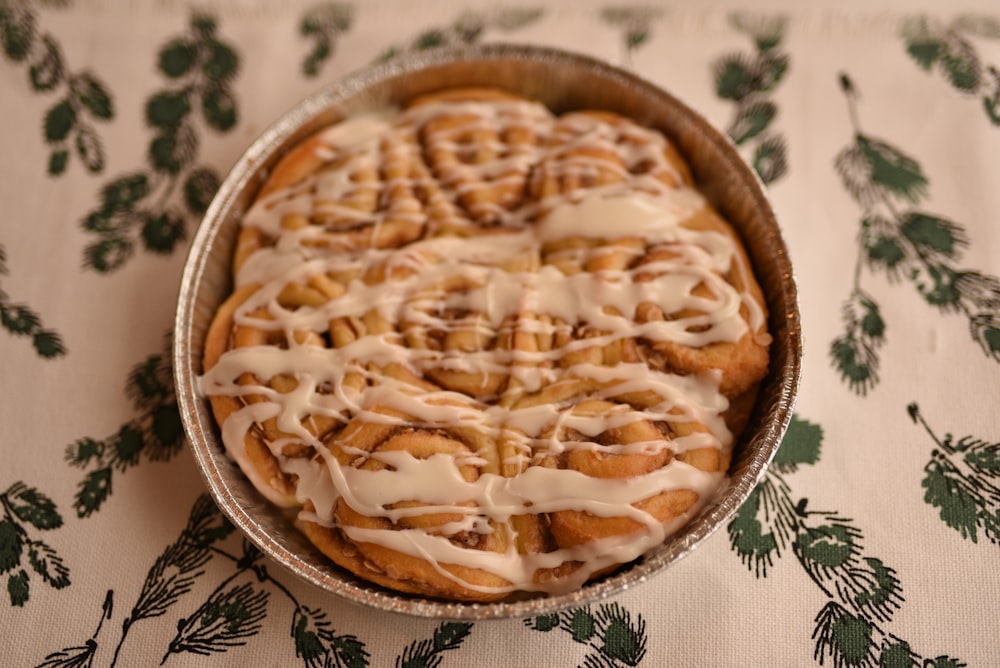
left=204, top=285, right=301, bottom=506
left=202, top=87, right=771, bottom=601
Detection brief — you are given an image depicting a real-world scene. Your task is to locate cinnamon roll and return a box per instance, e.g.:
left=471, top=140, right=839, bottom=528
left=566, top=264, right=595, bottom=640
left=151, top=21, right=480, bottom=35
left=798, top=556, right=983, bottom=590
left=201, top=88, right=771, bottom=601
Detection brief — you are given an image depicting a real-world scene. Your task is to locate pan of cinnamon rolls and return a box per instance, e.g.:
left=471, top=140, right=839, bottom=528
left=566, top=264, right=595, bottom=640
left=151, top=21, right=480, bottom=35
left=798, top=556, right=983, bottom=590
left=175, top=44, right=801, bottom=618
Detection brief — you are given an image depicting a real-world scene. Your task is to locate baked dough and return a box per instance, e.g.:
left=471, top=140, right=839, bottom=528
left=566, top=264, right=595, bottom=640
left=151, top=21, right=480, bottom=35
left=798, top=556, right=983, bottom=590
left=201, top=88, right=770, bottom=601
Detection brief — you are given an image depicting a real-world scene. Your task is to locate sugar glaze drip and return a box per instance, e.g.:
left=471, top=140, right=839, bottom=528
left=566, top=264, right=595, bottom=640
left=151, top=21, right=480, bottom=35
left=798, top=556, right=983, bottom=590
left=200, top=97, right=767, bottom=596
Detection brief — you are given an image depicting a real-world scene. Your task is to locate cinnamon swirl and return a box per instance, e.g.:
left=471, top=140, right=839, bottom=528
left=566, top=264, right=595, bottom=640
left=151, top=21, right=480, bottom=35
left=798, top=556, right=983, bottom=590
left=201, top=88, right=771, bottom=601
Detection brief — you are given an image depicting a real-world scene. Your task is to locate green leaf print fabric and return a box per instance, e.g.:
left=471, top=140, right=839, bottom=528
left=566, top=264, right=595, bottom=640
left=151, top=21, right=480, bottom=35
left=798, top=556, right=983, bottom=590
left=1, top=1, right=998, bottom=666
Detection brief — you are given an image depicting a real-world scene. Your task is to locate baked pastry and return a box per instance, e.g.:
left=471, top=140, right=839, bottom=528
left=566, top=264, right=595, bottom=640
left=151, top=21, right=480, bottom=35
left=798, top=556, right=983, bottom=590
left=200, top=88, right=770, bottom=601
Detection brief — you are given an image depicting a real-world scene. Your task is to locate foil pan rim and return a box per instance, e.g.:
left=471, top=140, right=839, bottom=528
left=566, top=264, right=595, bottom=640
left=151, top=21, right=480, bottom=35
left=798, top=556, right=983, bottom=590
left=174, top=42, right=802, bottom=620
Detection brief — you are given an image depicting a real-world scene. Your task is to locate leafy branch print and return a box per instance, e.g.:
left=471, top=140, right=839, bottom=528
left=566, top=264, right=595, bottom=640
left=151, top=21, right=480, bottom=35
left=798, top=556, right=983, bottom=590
left=164, top=580, right=269, bottom=660
left=64, top=335, right=183, bottom=518
left=712, top=12, right=790, bottom=185
left=36, top=590, right=113, bottom=668
left=373, top=7, right=545, bottom=63
left=0, top=244, right=66, bottom=358
left=901, top=14, right=1000, bottom=125
left=36, top=494, right=369, bottom=667
left=106, top=495, right=231, bottom=665
left=299, top=2, right=355, bottom=77
left=0, top=482, right=70, bottom=607
left=395, top=622, right=474, bottom=668
left=0, top=0, right=115, bottom=175
left=598, top=6, right=663, bottom=67
left=728, top=415, right=964, bottom=666
left=525, top=602, right=647, bottom=667
left=80, top=12, right=239, bottom=273
left=830, top=73, right=1000, bottom=395
left=293, top=604, right=369, bottom=668
left=908, top=403, right=1000, bottom=547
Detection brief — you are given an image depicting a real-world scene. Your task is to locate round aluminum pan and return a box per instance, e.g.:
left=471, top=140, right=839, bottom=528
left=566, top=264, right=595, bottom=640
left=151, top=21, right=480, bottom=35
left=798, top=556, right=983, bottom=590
left=174, top=43, right=801, bottom=620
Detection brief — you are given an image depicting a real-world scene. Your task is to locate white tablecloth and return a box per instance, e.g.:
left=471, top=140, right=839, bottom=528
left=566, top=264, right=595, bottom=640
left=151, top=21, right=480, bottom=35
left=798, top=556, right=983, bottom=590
left=2, top=1, right=998, bottom=665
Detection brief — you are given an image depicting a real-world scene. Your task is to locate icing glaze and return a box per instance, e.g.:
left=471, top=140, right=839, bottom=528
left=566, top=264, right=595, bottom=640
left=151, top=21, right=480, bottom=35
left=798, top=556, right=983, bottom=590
left=200, top=94, right=769, bottom=597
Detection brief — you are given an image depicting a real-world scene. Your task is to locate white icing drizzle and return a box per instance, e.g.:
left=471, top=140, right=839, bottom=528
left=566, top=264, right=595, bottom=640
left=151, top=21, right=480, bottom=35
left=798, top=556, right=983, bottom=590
left=200, top=97, right=768, bottom=596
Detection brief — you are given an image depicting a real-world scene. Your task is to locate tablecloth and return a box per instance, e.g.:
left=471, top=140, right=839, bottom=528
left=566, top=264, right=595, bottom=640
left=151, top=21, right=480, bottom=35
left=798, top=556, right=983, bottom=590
left=2, top=0, right=999, bottom=665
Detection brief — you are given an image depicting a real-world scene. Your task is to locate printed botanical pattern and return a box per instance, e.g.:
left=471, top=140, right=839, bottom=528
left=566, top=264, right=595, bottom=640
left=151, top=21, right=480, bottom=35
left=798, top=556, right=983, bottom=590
left=3, top=4, right=998, bottom=667
left=525, top=603, right=648, bottom=667
left=598, top=5, right=663, bottom=66
left=79, top=12, right=239, bottom=273
left=299, top=2, right=355, bottom=77
left=65, top=336, right=183, bottom=518
left=830, top=73, right=1000, bottom=395
left=1, top=482, right=70, bottom=607
left=373, top=7, right=544, bottom=63
left=901, top=14, right=1000, bottom=125
left=908, top=403, right=1000, bottom=547
left=396, top=623, right=474, bottom=667
left=712, top=13, right=790, bottom=185
left=0, top=0, right=115, bottom=175
left=0, top=244, right=66, bottom=358
left=36, top=494, right=480, bottom=667
left=32, top=492, right=649, bottom=665
left=728, top=415, right=963, bottom=666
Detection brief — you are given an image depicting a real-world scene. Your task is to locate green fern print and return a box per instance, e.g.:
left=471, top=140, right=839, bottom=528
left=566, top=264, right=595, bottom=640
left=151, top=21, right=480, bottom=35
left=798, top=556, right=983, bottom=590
left=712, top=13, right=790, bottom=185
left=0, top=0, right=115, bottom=175
left=395, top=622, right=475, bottom=668
left=525, top=602, right=648, bottom=667
left=64, top=335, right=183, bottom=518
left=0, top=244, right=66, bottom=358
left=728, top=415, right=964, bottom=666
left=908, top=403, right=1000, bottom=547
left=901, top=14, right=1000, bottom=125
left=830, top=73, right=1000, bottom=395
left=599, top=6, right=663, bottom=67
left=80, top=12, right=239, bottom=273
left=373, top=7, right=545, bottom=64
left=1, top=482, right=70, bottom=607
left=299, top=2, right=355, bottom=77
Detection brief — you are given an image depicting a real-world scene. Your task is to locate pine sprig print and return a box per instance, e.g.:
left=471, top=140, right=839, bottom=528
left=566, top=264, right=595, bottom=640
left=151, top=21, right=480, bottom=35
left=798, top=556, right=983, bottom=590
left=373, top=7, right=545, bottom=64
left=293, top=605, right=369, bottom=668
left=728, top=416, right=820, bottom=575
left=299, top=2, right=354, bottom=77
left=42, top=495, right=370, bottom=666
left=100, top=495, right=229, bottom=665
left=64, top=335, right=183, bottom=517
left=727, top=473, right=797, bottom=576
left=396, top=622, right=474, bottom=668
left=164, top=581, right=269, bottom=660
left=122, top=497, right=227, bottom=631
left=161, top=535, right=370, bottom=666
left=0, top=481, right=69, bottom=607
left=813, top=603, right=967, bottom=668
left=80, top=12, right=238, bottom=273
left=830, top=73, right=1000, bottom=393
left=598, top=6, right=663, bottom=67
left=728, top=415, right=961, bottom=666
left=901, top=14, right=1000, bottom=126
left=36, top=590, right=113, bottom=667
left=0, top=0, right=115, bottom=175
left=525, top=602, right=647, bottom=667
left=908, top=403, right=1000, bottom=546
left=35, top=494, right=370, bottom=667
left=829, top=290, right=886, bottom=396
left=712, top=12, right=790, bottom=185
left=0, top=244, right=67, bottom=358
